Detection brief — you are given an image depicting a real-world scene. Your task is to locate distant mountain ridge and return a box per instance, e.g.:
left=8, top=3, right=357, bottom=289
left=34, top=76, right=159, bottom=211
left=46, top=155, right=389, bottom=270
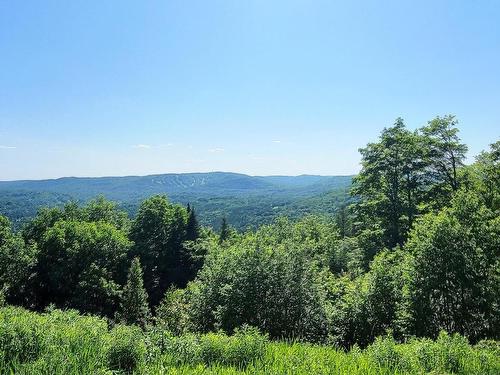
left=0, top=172, right=352, bottom=199
left=0, top=172, right=354, bottom=229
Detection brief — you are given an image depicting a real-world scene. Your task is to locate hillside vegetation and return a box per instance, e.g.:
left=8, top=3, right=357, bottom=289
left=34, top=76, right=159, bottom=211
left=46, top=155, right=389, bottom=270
left=0, top=173, right=353, bottom=230
left=0, top=115, right=498, bottom=373
left=1, top=306, right=499, bottom=374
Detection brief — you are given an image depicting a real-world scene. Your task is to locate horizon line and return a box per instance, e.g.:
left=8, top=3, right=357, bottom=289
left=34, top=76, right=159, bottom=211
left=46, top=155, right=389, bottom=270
left=0, top=170, right=356, bottom=183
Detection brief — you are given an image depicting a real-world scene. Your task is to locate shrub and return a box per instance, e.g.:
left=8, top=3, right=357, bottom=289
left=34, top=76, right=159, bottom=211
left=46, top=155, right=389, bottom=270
left=0, top=307, right=44, bottom=364
left=148, top=331, right=202, bottom=366
left=475, top=339, right=500, bottom=356
left=106, top=325, right=146, bottom=372
left=188, top=225, right=332, bottom=343
left=366, top=335, right=411, bottom=372
left=224, top=326, right=268, bottom=367
left=148, top=325, right=268, bottom=368
left=155, top=287, right=191, bottom=335
left=199, top=326, right=267, bottom=367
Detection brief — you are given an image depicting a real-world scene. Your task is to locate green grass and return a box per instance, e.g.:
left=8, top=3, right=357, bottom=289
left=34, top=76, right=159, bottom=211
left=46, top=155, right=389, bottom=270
left=0, top=306, right=498, bottom=374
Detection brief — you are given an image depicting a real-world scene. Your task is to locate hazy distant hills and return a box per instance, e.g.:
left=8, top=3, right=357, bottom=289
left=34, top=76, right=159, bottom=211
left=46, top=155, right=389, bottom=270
left=0, top=172, right=353, bottom=229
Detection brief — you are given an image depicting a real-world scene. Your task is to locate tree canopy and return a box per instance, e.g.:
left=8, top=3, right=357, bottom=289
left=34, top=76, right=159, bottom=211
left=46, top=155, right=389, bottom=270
left=0, top=115, right=498, bottom=349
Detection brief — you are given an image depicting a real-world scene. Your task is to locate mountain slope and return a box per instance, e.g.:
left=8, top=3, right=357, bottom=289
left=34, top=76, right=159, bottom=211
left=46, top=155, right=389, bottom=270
left=0, top=172, right=353, bottom=229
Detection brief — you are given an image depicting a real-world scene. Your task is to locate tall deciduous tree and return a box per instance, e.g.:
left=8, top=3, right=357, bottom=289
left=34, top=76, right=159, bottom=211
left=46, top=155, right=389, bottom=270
left=422, top=115, right=468, bottom=196
left=402, top=190, right=499, bottom=341
left=130, top=195, right=194, bottom=306
left=469, top=140, right=500, bottom=211
left=0, top=216, right=36, bottom=305
left=34, top=220, right=131, bottom=314
left=352, top=118, right=427, bottom=249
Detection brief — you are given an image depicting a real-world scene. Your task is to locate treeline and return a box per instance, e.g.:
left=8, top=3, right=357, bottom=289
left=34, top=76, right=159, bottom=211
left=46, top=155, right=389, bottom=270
left=0, top=115, right=498, bottom=348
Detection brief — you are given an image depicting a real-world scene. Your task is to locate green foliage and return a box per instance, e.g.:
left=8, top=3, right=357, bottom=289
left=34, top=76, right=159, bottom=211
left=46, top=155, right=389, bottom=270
left=352, top=115, right=468, bottom=253
left=353, top=118, right=428, bottom=249
left=0, top=307, right=44, bottom=364
left=219, top=217, right=231, bottom=244
left=329, top=236, right=364, bottom=276
left=83, top=195, right=131, bottom=230
left=402, top=190, right=499, bottom=341
left=421, top=115, right=468, bottom=194
left=150, top=326, right=267, bottom=368
left=0, top=306, right=109, bottom=374
left=107, top=325, right=146, bottom=372
left=118, top=258, right=151, bottom=328
left=0, top=118, right=497, bottom=359
left=330, top=248, right=411, bottom=348
left=130, top=195, right=194, bottom=306
left=465, top=140, right=500, bottom=211
left=188, top=217, right=334, bottom=342
left=0, top=306, right=498, bottom=375
left=198, top=326, right=267, bottom=367
left=34, top=219, right=131, bottom=314
left=186, top=205, right=201, bottom=241
left=155, top=287, right=191, bottom=335
left=365, top=332, right=500, bottom=375
left=0, top=216, right=36, bottom=305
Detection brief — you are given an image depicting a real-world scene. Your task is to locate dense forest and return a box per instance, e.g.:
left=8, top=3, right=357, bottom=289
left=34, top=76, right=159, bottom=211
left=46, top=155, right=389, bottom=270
left=0, top=173, right=353, bottom=230
left=0, top=115, right=499, bottom=373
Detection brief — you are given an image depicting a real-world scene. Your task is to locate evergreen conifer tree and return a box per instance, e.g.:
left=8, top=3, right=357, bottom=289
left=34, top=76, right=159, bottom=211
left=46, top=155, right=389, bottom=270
left=186, top=206, right=200, bottom=241
left=219, top=217, right=230, bottom=244
left=118, top=258, right=150, bottom=328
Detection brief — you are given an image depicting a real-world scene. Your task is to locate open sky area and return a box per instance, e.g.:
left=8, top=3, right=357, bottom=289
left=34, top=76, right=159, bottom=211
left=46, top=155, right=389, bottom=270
left=1, top=0, right=499, bottom=180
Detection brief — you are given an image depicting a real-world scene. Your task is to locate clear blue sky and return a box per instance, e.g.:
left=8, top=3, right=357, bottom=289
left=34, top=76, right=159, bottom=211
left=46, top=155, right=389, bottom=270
left=1, top=0, right=499, bottom=180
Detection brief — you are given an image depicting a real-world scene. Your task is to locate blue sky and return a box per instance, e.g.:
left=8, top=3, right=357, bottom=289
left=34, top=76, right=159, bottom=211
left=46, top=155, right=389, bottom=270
left=0, top=0, right=499, bottom=180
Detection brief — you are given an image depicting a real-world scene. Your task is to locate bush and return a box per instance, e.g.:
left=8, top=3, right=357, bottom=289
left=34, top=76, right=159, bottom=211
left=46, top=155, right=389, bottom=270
left=155, top=287, right=191, bottom=335
left=366, top=335, right=412, bottom=372
left=188, top=219, right=332, bottom=342
left=148, top=331, right=202, bottom=366
left=224, top=326, right=268, bottom=367
left=148, top=325, right=268, bottom=368
left=364, top=331, right=500, bottom=375
left=0, top=307, right=44, bottom=364
left=107, top=325, right=146, bottom=372
left=197, top=326, right=268, bottom=367
left=0, top=306, right=499, bottom=374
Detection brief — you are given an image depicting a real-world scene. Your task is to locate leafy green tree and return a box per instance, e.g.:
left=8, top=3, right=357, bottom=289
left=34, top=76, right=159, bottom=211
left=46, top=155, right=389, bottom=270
left=352, top=118, right=427, bottom=249
left=22, top=198, right=129, bottom=245
left=189, top=217, right=333, bottom=342
left=334, top=204, right=353, bottom=238
left=330, top=275, right=371, bottom=348
left=329, top=237, right=364, bottom=276
left=364, top=248, right=410, bottom=341
left=34, top=220, right=131, bottom=314
left=0, top=216, right=36, bottom=305
left=130, top=195, right=192, bottom=306
left=421, top=115, right=468, bottom=195
left=402, top=190, right=499, bottom=342
left=330, top=248, right=410, bottom=348
left=72, top=263, right=122, bottom=317
left=118, top=258, right=151, bottom=328
left=155, top=287, right=191, bottom=335
left=22, top=205, right=75, bottom=244
left=83, top=196, right=130, bottom=230
left=466, top=140, right=500, bottom=211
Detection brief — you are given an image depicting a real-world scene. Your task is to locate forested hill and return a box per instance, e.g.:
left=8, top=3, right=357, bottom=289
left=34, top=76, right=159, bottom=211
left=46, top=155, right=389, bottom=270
left=0, top=172, right=353, bottom=229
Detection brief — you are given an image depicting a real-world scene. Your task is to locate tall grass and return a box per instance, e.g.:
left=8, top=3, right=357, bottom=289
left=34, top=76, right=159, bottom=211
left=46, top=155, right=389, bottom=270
left=0, top=307, right=498, bottom=374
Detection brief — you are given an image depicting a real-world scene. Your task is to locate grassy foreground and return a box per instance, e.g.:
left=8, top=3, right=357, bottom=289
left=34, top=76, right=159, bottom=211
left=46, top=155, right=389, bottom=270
left=0, top=307, right=498, bottom=375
